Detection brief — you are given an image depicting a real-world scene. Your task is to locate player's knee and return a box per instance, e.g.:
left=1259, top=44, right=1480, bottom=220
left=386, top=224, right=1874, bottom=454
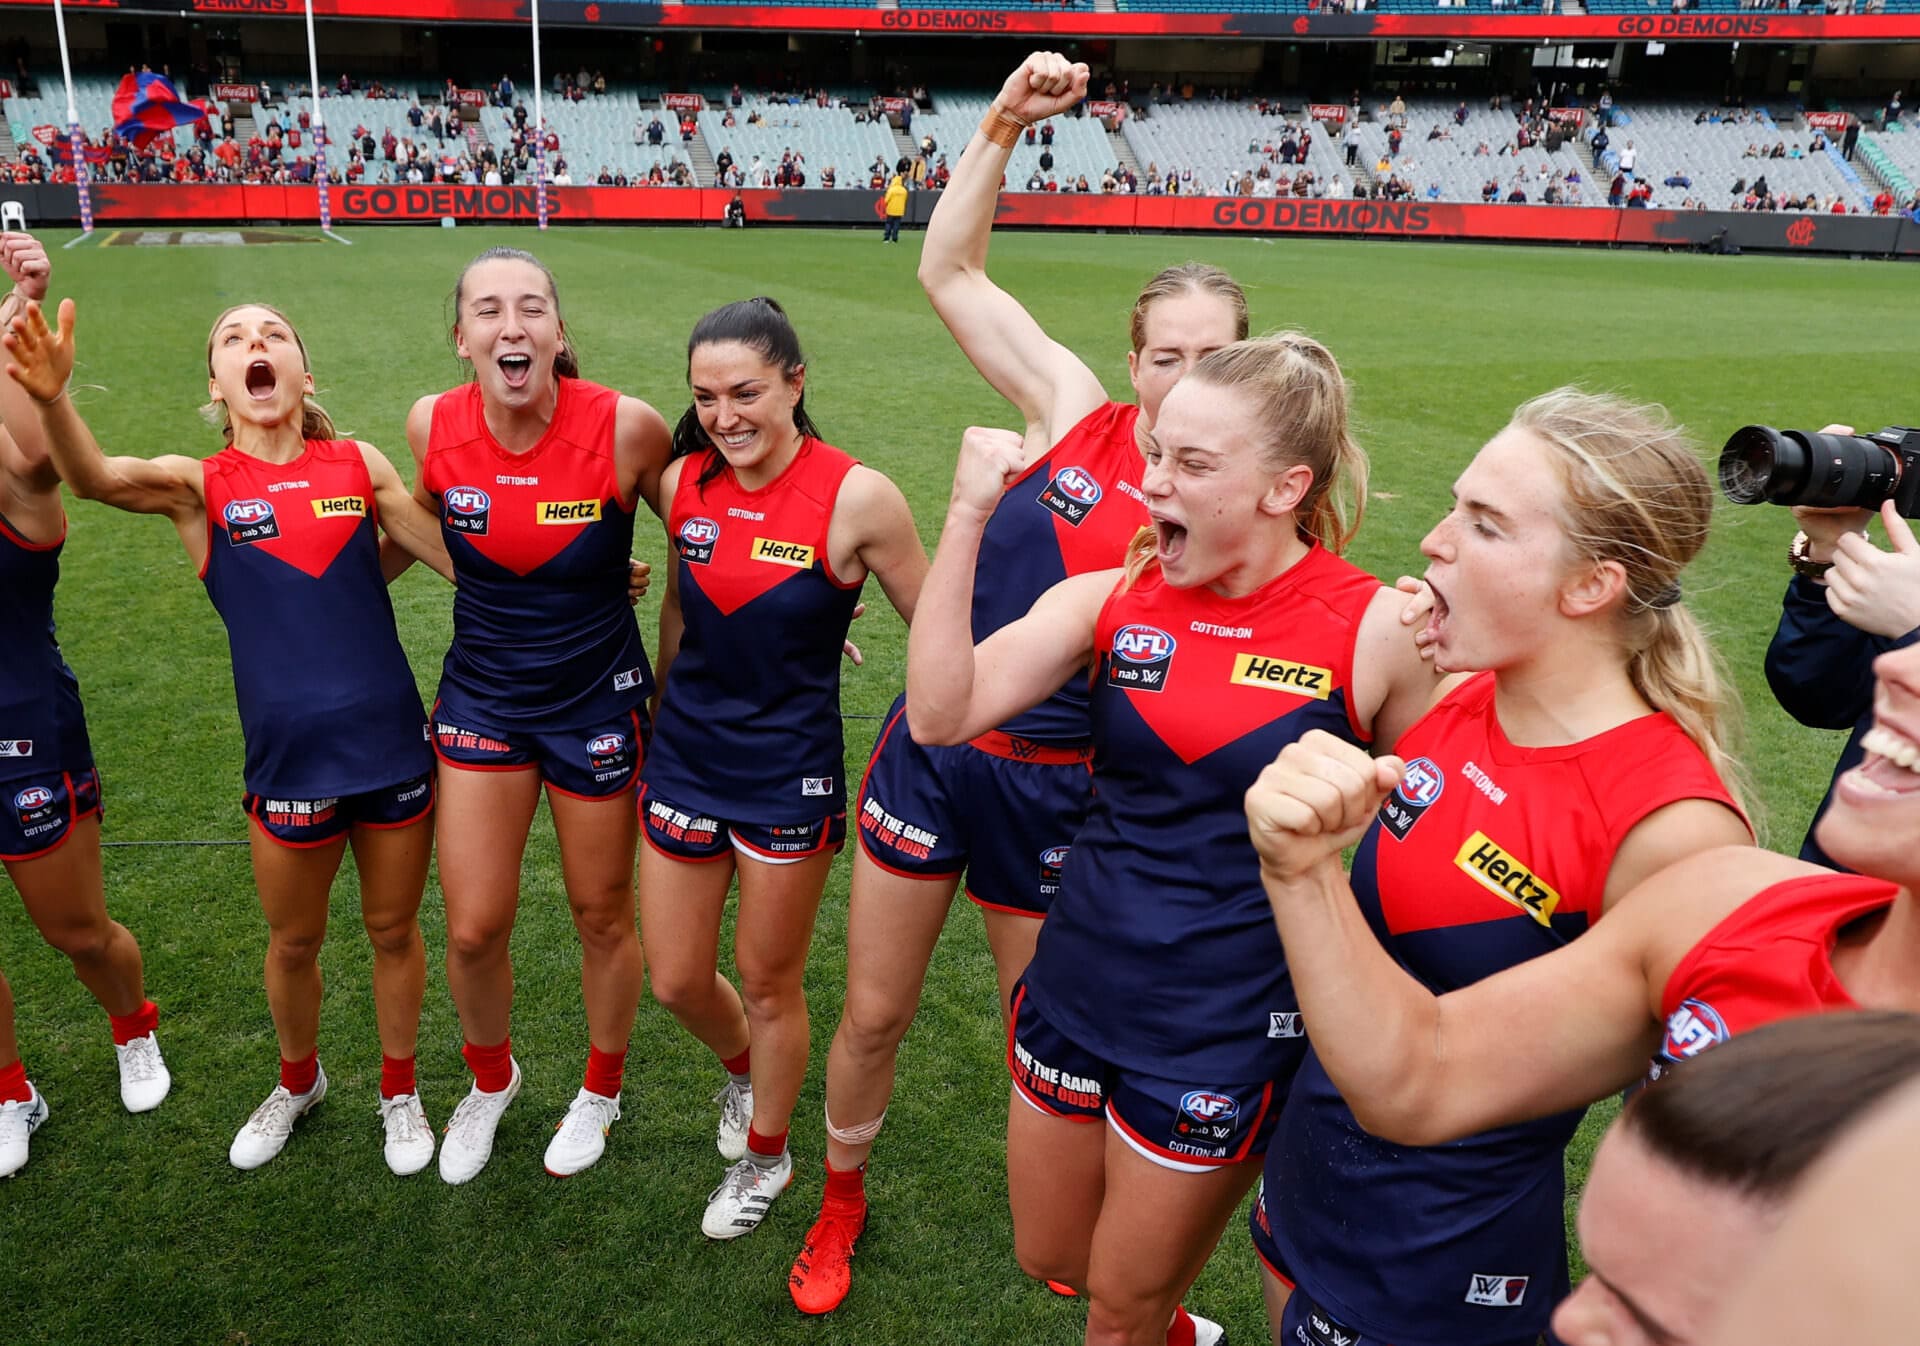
left=444, top=918, right=509, bottom=965
left=1083, top=1288, right=1169, bottom=1346
left=1012, top=1230, right=1081, bottom=1287
left=361, top=911, right=420, bottom=959
left=737, top=966, right=803, bottom=1021
left=568, top=897, right=636, bottom=954
left=267, top=926, right=326, bottom=972
left=839, top=988, right=915, bottom=1057
left=42, top=917, right=111, bottom=965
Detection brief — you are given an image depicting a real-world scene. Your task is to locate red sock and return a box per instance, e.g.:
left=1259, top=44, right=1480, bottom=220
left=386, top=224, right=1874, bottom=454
left=747, top=1122, right=788, bottom=1160
left=108, top=999, right=159, bottom=1047
left=1166, top=1307, right=1196, bottom=1346
left=583, top=1044, right=626, bottom=1098
left=380, top=1054, right=417, bottom=1099
left=720, top=1045, right=751, bottom=1079
left=462, top=1037, right=514, bottom=1093
left=280, top=1050, right=319, bottom=1096
left=823, top=1158, right=866, bottom=1204
left=0, top=1058, right=29, bottom=1104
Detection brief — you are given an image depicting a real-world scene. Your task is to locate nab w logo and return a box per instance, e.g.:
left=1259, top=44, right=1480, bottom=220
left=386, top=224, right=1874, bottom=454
left=222, top=497, right=279, bottom=545
left=1106, top=624, right=1176, bottom=693
left=443, top=486, right=491, bottom=534
left=1464, top=1274, right=1528, bottom=1307
left=1037, top=464, right=1104, bottom=525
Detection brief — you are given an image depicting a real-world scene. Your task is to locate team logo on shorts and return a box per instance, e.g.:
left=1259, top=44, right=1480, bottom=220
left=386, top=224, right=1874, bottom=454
left=0, top=740, right=32, bottom=758
left=1380, top=756, right=1445, bottom=842
left=1106, top=624, right=1176, bottom=693
left=1039, top=845, right=1070, bottom=900
left=586, top=733, right=629, bottom=771
left=677, top=516, right=720, bottom=565
left=1037, top=465, right=1103, bottom=526
left=222, top=498, right=280, bottom=545
left=443, top=486, right=491, bottom=535
left=1464, top=1274, right=1529, bottom=1308
left=1268, top=1012, right=1304, bottom=1039
left=1172, top=1090, right=1241, bottom=1150
left=1661, top=998, right=1730, bottom=1064
left=1302, top=1306, right=1361, bottom=1346
left=13, top=785, right=55, bottom=825
left=801, top=776, right=834, bottom=797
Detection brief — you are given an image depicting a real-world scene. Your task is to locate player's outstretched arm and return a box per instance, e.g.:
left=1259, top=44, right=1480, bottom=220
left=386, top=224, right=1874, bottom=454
left=5, top=299, right=202, bottom=521
left=918, top=52, right=1106, bottom=443
left=358, top=441, right=455, bottom=584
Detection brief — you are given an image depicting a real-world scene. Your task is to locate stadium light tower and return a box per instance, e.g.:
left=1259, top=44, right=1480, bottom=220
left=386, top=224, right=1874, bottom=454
left=50, top=0, right=94, bottom=248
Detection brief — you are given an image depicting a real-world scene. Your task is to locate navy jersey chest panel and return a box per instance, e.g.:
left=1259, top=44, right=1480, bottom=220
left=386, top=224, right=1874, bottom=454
left=200, top=441, right=428, bottom=797
left=1028, top=551, right=1377, bottom=1079
left=974, top=401, right=1147, bottom=744
left=425, top=379, right=651, bottom=726
left=0, top=513, right=90, bottom=766
left=1270, top=680, right=1733, bottom=1344
left=646, top=442, right=864, bottom=819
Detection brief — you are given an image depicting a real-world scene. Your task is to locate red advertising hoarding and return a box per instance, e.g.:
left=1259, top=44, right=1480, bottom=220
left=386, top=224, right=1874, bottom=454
left=1803, top=111, right=1853, bottom=131
left=1308, top=104, right=1348, bottom=124
left=663, top=93, right=705, bottom=113
left=211, top=82, right=259, bottom=102
left=1546, top=108, right=1586, bottom=126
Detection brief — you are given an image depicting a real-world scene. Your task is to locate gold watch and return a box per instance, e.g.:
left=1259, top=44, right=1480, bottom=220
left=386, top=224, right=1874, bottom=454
left=1789, top=531, right=1834, bottom=581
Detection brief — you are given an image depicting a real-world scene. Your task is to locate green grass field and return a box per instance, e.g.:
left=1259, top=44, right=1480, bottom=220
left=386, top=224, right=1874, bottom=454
left=1, top=224, right=1910, bottom=1345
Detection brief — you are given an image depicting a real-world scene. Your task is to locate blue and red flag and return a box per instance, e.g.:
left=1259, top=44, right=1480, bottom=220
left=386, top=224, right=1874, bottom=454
left=111, top=72, right=210, bottom=150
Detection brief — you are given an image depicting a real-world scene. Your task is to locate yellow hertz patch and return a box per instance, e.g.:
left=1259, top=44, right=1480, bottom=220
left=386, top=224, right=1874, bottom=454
left=1229, top=653, right=1333, bottom=699
left=751, top=537, right=816, bottom=569
left=537, top=500, right=603, bottom=524
left=1454, top=831, right=1561, bottom=927
left=310, top=495, right=367, bottom=518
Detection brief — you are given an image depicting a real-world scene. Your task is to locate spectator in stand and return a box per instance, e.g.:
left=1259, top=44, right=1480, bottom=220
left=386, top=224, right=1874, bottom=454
left=647, top=116, right=665, bottom=147
left=1344, top=121, right=1360, bottom=167
left=1389, top=93, right=1406, bottom=128
left=1608, top=171, right=1627, bottom=206
left=881, top=168, right=907, bottom=242
left=1841, top=118, right=1861, bottom=161
left=1873, top=188, right=1895, bottom=215
left=1041, top=121, right=1054, bottom=147
left=1665, top=169, right=1693, bottom=189
left=592, top=72, right=606, bottom=98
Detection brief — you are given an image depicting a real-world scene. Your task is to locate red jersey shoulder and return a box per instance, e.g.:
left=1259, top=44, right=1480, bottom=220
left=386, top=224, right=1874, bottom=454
left=1096, top=550, right=1376, bottom=765
left=670, top=440, right=859, bottom=616
left=202, top=441, right=374, bottom=579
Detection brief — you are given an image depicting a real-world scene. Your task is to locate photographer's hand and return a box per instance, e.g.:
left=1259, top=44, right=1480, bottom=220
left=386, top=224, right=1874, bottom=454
left=1826, top=502, right=1920, bottom=640
left=1790, top=425, right=1872, bottom=567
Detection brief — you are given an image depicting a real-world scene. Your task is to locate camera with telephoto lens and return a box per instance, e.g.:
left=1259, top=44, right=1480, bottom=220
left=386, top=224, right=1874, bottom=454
left=1719, top=425, right=1920, bottom=518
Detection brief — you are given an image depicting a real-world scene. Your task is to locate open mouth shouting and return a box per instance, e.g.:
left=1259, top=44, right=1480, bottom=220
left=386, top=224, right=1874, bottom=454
left=1152, top=512, right=1188, bottom=564
left=1850, top=721, right=1920, bottom=798
left=497, top=352, right=533, bottom=390
left=245, top=359, right=278, bottom=402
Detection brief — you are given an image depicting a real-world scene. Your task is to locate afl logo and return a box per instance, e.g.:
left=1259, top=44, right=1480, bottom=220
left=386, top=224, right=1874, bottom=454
left=1039, top=845, right=1070, bottom=870
left=1113, top=624, right=1176, bottom=664
left=222, top=497, right=280, bottom=545
left=1662, top=998, right=1730, bottom=1062
left=1397, top=757, right=1445, bottom=807
left=13, top=786, right=53, bottom=810
left=1107, top=624, right=1176, bottom=693
left=1178, top=1090, right=1239, bottom=1124
left=587, top=733, right=626, bottom=757
left=224, top=499, right=272, bottom=525
left=1038, top=464, right=1104, bottom=526
left=678, top=515, right=720, bottom=565
left=443, top=485, right=491, bottom=535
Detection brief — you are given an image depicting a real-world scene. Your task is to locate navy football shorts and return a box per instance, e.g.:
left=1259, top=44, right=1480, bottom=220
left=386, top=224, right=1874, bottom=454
left=638, top=783, right=846, bottom=866
left=1007, top=978, right=1279, bottom=1173
left=855, top=692, right=1093, bottom=917
left=243, top=771, right=434, bottom=848
left=1250, top=1191, right=1548, bottom=1346
left=0, top=766, right=101, bottom=863
left=432, top=688, right=646, bottom=800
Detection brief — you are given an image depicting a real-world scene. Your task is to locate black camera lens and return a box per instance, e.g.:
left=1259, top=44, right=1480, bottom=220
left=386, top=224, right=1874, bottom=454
left=1719, top=426, right=1805, bottom=505
left=1719, top=426, right=1901, bottom=510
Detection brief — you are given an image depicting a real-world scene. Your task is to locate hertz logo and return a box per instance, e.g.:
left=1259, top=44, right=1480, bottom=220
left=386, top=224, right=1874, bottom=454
left=537, top=500, right=603, bottom=524
left=310, top=495, right=367, bottom=518
left=751, top=537, right=816, bottom=568
left=1229, top=653, right=1332, bottom=698
left=1454, top=831, right=1560, bottom=927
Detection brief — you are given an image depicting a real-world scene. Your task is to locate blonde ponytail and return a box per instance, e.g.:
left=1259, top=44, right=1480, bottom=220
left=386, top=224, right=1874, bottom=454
left=1513, top=387, right=1750, bottom=817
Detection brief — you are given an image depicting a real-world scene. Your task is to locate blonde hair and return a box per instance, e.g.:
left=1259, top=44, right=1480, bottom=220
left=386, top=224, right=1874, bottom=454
left=1123, top=331, right=1366, bottom=584
left=1512, top=387, right=1748, bottom=814
left=202, top=303, right=339, bottom=443
left=1128, top=262, right=1249, bottom=354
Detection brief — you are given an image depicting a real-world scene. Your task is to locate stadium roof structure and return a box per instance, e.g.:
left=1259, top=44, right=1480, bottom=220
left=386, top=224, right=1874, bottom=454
left=6, top=0, right=1920, bottom=42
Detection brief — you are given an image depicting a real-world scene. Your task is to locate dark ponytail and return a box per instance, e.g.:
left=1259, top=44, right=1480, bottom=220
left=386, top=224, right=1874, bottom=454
left=673, top=296, right=823, bottom=491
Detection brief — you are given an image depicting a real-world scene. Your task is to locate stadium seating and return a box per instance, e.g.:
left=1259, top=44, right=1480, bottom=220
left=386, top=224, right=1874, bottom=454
left=916, top=96, right=1118, bottom=190
left=1602, top=103, right=1868, bottom=208
left=697, top=102, right=896, bottom=187
left=481, top=95, right=697, bottom=183
left=1122, top=100, right=1350, bottom=195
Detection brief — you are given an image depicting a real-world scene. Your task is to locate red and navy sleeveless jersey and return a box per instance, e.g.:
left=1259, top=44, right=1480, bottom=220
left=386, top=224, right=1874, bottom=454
left=643, top=439, right=865, bottom=821
left=976, top=401, right=1148, bottom=745
left=200, top=440, right=431, bottom=798
left=423, top=378, right=652, bottom=728
left=1267, top=672, right=1741, bottom=1343
left=0, top=512, right=92, bottom=770
left=1023, top=544, right=1379, bottom=1079
left=1652, top=871, right=1881, bottom=1075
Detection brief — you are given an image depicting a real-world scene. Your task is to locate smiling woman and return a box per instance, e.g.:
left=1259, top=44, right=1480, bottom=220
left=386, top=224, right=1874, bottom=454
left=400, top=246, right=673, bottom=1186
left=5, top=277, right=458, bottom=1179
